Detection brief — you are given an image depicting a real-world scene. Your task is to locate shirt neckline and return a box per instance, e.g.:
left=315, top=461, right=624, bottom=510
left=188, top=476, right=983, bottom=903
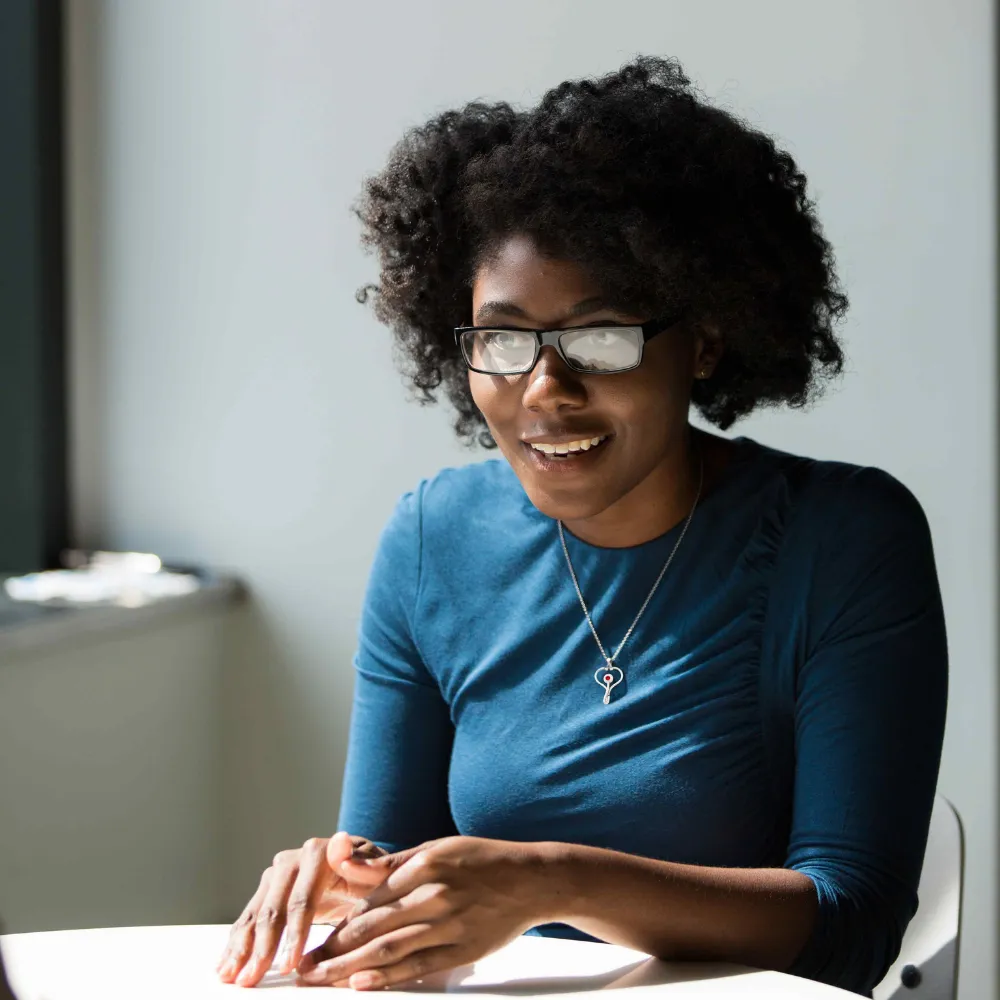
left=545, top=435, right=764, bottom=554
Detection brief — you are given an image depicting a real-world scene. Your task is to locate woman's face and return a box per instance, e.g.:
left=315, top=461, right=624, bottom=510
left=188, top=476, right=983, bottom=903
left=469, top=234, right=707, bottom=528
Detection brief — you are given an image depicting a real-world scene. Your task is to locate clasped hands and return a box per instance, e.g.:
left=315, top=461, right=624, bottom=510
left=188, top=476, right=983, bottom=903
left=216, top=833, right=548, bottom=990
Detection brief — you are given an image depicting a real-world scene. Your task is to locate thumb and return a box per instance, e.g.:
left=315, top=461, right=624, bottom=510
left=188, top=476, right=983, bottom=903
left=337, top=843, right=427, bottom=884
left=325, top=830, right=356, bottom=868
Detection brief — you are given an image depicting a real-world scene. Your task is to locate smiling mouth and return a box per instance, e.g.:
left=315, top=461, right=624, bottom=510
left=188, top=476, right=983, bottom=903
left=529, top=434, right=609, bottom=456
left=522, top=434, right=612, bottom=465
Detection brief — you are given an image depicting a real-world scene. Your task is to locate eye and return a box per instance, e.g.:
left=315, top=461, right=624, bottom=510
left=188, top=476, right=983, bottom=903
left=587, top=329, right=618, bottom=344
left=487, top=331, right=528, bottom=351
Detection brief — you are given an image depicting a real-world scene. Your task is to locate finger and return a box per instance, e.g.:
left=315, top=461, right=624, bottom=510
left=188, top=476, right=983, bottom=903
left=235, top=861, right=297, bottom=987
left=325, top=830, right=356, bottom=869
left=325, top=833, right=384, bottom=873
left=334, top=834, right=449, bottom=874
left=278, top=838, right=329, bottom=974
left=299, top=898, right=407, bottom=972
left=347, top=945, right=462, bottom=991
left=337, top=857, right=396, bottom=890
left=332, top=841, right=420, bottom=899
left=346, top=849, right=444, bottom=917
left=315, top=876, right=462, bottom=969
left=333, top=841, right=389, bottom=893
left=336, top=839, right=442, bottom=892
left=297, top=922, right=452, bottom=986
left=216, top=868, right=271, bottom=983
left=352, top=835, right=387, bottom=859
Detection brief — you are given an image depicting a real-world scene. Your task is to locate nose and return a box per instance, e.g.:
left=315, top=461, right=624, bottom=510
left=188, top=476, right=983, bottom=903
left=520, top=345, right=587, bottom=413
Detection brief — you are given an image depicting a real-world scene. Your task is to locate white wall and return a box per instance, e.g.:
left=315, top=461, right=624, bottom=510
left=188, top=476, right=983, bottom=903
left=67, top=2, right=995, bottom=997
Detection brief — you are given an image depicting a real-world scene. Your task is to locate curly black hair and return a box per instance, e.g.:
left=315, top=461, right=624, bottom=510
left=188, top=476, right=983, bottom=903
left=355, top=55, right=847, bottom=448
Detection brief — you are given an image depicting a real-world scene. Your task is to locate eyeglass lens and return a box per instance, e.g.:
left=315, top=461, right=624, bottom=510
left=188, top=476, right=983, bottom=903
left=463, top=327, right=642, bottom=374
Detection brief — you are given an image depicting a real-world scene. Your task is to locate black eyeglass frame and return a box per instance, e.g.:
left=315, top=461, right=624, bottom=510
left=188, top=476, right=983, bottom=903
left=453, top=313, right=685, bottom=376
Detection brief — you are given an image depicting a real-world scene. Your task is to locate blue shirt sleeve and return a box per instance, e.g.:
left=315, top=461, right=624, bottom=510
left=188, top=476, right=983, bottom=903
left=780, top=468, right=949, bottom=995
left=336, top=486, right=459, bottom=852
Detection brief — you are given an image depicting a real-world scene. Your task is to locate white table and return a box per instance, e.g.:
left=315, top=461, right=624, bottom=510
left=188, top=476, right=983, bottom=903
left=0, top=924, right=854, bottom=998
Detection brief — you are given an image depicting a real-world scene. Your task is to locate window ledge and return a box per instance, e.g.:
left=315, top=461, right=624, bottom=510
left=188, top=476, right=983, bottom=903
left=0, top=574, right=246, bottom=656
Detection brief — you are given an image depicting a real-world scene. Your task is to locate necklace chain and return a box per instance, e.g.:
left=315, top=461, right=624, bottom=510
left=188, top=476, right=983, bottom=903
left=557, top=452, right=705, bottom=699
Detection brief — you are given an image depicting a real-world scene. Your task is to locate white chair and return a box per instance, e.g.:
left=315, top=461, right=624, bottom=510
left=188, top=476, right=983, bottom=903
left=873, top=795, right=964, bottom=1000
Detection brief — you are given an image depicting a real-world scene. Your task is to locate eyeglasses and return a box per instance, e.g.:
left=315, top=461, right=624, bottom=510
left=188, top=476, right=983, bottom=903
left=454, top=313, right=684, bottom=376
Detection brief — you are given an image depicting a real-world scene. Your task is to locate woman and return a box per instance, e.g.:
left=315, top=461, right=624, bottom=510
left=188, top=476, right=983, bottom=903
left=217, top=56, right=947, bottom=996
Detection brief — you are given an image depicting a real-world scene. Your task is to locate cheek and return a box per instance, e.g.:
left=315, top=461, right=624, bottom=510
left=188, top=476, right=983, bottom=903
left=624, top=346, right=693, bottom=423
left=595, top=375, right=676, bottom=432
left=469, top=372, right=517, bottom=423
left=468, top=372, right=494, bottom=417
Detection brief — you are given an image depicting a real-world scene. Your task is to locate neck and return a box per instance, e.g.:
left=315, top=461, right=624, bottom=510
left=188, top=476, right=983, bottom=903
left=561, top=425, right=706, bottom=549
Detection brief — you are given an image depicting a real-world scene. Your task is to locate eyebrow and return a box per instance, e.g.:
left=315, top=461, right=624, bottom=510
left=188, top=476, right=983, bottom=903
left=473, top=296, right=621, bottom=326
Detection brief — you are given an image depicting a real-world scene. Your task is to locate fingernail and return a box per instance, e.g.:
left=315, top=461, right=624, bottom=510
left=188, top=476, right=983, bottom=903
left=352, top=972, right=379, bottom=990
left=276, top=943, right=291, bottom=970
left=236, top=970, right=252, bottom=986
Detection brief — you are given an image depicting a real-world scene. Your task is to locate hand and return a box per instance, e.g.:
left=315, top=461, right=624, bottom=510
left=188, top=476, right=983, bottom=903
left=217, top=832, right=388, bottom=987
left=296, top=836, right=549, bottom=990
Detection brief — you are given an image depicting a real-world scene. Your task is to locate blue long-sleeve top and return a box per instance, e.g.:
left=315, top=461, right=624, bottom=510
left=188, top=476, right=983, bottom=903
left=337, top=436, right=948, bottom=997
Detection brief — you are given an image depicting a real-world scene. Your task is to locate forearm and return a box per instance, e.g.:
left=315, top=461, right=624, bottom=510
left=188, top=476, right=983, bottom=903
left=531, top=842, right=818, bottom=972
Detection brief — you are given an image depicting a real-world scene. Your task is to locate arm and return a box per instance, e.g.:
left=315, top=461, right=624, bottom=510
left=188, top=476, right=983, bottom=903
left=543, top=467, right=947, bottom=994
left=338, top=486, right=459, bottom=851
left=534, top=844, right=817, bottom=970
left=219, top=487, right=458, bottom=990
left=303, top=835, right=815, bottom=989
left=549, top=469, right=947, bottom=992
left=780, top=468, right=948, bottom=991
left=308, top=468, right=946, bottom=996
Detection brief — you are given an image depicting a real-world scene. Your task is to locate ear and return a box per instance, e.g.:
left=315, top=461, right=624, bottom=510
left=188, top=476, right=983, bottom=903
left=692, top=321, right=724, bottom=381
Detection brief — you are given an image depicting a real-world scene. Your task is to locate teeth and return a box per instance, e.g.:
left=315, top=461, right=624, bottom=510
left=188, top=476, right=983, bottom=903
left=530, top=435, right=607, bottom=456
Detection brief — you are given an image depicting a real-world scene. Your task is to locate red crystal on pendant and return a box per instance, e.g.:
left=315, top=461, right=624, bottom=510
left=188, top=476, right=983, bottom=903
left=604, top=673, right=613, bottom=683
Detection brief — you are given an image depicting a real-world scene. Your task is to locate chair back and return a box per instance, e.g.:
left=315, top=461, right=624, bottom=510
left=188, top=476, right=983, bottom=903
left=873, top=795, right=963, bottom=1000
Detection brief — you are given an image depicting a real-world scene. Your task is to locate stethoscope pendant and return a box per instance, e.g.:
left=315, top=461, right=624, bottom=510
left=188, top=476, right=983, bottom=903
left=595, top=664, right=624, bottom=705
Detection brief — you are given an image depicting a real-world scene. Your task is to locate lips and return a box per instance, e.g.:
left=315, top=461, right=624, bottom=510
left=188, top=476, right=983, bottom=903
left=520, top=433, right=613, bottom=470
left=527, top=434, right=609, bottom=456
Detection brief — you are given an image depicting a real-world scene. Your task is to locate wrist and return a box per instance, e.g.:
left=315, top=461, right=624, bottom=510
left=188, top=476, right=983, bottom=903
left=520, top=840, right=584, bottom=927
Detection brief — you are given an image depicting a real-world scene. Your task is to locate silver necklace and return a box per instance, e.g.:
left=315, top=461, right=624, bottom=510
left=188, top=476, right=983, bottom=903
left=558, top=453, right=704, bottom=705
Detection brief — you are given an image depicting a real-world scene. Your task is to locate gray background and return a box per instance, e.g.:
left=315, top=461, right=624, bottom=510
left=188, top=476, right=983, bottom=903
left=62, top=1, right=994, bottom=997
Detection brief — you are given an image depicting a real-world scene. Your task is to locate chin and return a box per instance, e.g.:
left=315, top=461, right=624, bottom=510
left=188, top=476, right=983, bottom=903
left=519, top=480, right=617, bottom=523
left=496, top=437, right=625, bottom=522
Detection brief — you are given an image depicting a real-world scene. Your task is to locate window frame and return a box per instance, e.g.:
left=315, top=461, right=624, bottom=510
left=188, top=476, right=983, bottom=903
left=0, top=0, right=68, bottom=573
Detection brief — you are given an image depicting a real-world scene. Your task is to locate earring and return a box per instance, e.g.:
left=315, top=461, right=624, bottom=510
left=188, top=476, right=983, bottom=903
left=699, top=368, right=709, bottom=379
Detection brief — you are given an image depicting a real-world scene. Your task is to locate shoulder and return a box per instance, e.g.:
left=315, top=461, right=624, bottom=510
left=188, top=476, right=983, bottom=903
left=418, top=458, right=523, bottom=510
left=741, top=438, right=931, bottom=545
left=741, top=441, right=941, bottom=644
left=728, top=444, right=946, bottom=692
left=416, top=458, right=529, bottom=531
left=366, top=460, right=523, bottom=613
left=733, top=438, right=939, bottom=630
left=384, top=458, right=529, bottom=549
